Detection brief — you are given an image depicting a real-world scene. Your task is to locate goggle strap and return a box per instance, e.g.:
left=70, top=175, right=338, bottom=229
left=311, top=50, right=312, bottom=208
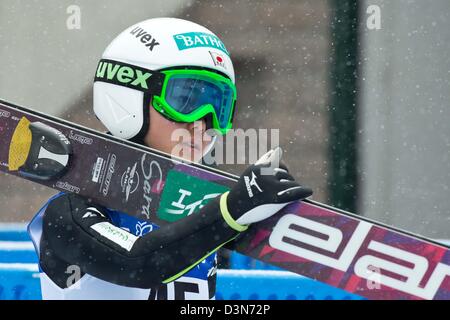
left=94, top=59, right=165, bottom=96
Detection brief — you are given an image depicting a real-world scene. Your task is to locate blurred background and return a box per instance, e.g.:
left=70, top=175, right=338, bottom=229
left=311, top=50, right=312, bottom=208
left=0, top=0, right=449, bottom=242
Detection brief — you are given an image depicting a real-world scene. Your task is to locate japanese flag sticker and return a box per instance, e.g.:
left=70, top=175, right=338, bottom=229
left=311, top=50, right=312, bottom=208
left=209, top=51, right=226, bottom=69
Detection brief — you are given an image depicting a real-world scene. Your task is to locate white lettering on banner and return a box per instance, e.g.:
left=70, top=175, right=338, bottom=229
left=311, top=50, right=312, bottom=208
left=269, top=213, right=450, bottom=300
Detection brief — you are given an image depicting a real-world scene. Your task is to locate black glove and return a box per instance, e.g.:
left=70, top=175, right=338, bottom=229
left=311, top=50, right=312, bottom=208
left=219, top=147, right=313, bottom=231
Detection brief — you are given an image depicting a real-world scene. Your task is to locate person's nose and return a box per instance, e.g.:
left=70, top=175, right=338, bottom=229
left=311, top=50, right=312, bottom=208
left=187, top=119, right=206, bottom=134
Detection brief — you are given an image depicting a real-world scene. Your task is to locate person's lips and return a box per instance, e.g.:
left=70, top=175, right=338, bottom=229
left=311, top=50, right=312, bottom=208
left=182, top=142, right=201, bottom=151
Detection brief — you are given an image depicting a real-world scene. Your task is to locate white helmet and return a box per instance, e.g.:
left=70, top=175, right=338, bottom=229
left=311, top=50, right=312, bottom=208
left=93, top=17, right=235, bottom=142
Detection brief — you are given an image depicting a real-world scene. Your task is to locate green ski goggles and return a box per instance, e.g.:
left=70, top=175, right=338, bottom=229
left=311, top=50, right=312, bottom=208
left=152, top=69, right=237, bottom=135
left=94, top=59, right=237, bottom=136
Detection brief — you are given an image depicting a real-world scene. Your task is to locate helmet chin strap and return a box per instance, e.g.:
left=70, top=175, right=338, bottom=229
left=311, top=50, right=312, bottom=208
left=129, top=134, right=147, bottom=146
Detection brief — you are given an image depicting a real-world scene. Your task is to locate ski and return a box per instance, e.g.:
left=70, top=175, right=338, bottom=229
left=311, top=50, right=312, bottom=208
left=0, top=99, right=449, bottom=300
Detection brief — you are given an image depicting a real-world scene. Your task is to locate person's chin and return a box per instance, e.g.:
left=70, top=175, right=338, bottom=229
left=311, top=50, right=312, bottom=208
left=192, top=148, right=204, bottom=163
left=177, top=145, right=203, bottom=163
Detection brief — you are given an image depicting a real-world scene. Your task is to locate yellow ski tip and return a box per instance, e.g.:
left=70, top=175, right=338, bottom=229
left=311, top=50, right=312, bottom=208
left=8, top=117, right=32, bottom=171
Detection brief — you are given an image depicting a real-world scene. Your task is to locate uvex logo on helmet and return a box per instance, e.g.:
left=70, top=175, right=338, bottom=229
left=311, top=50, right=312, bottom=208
left=129, top=26, right=160, bottom=51
left=95, top=60, right=154, bottom=91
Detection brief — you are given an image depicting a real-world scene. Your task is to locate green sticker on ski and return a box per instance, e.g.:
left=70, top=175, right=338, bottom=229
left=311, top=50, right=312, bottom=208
left=157, top=170, right=229, bottom=222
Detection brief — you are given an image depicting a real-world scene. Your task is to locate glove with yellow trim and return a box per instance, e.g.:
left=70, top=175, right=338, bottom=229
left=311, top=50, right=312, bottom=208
left=220, top=147, right=313, bottom=231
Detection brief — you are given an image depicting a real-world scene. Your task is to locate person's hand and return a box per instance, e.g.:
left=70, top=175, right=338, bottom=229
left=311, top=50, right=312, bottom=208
left=219, top=147, right=313, bottom=231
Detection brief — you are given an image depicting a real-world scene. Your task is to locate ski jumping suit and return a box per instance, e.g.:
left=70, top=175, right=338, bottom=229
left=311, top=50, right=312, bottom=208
left=28, top=192, right=239, bottom=300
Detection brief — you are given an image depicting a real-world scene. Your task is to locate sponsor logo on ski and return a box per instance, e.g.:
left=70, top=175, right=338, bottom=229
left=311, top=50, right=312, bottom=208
left=120, top=162, right=140, bottom=202
left=37, top=146, right=69, bottom=167
left=140, top=154, right=163, bottom=219
left=0, top=109, right=10, bottom=118
left=209, top=51, right=226, bottom=69
left=129, top=25, right=160, bottom=51
left=244, top=171, right=262, bottom=198
left=269, top=213, right=450, bottom=300
left=96, top=61, right=154, bottom=91
left=56, top=181, right=80, bottom=194
left=168, top=189, right=221, bottom=216
left=69, top=131, right=93, bottom=145
left=46, top=126, right=70, bottom=145
left=91, top=157, right=104, bottom=183
left=102, top=154, right=116, bottom=196
left=173, top=32, right=229, bottom=56
left=157, top=170, right=229, bottom=222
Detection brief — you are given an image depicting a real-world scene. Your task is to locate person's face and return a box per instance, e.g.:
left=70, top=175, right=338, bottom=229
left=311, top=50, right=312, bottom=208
left=144, top=100, right=213, bottom=163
